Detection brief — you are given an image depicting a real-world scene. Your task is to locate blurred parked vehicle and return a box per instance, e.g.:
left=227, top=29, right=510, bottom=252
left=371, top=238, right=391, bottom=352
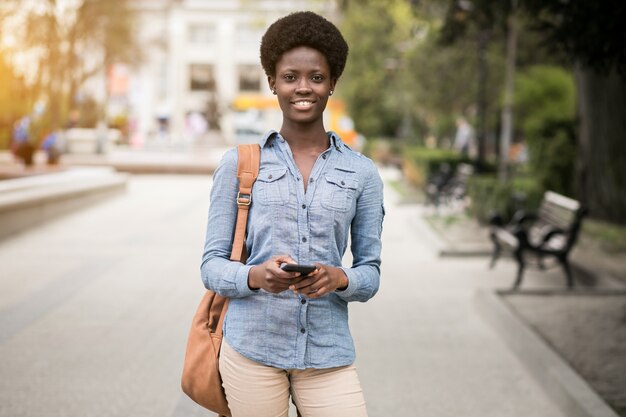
left=230, top=94, right=361, bottom=150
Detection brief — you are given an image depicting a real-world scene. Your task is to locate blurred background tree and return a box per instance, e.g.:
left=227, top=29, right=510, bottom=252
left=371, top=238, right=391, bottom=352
left=521, top=0, right=626, bottom=224
left=407, top=19, right=504, bottom=152
left=339, top=0, right=625, bottom=225
left=0, top=50, right=34, bottom=150
left=340, top=0, right=413, bottom=139
left=434, top=0, right=626, bottom=224
left=0, top=0, right=140, bottom=148
left=514, top=65, right=576, bottom=196
left=340, top=0, right=505, bottom=155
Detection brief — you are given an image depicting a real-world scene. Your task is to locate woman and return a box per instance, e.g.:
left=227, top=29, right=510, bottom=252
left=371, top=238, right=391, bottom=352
left=201, top=11, right=384, bottom=417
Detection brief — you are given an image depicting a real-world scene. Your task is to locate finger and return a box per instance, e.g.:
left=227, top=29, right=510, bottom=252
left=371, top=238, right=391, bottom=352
left=295, top=283, right=325, bottom=297
left=305, top=286, right=327, bottom=298
left=277, top=266, right=301, bottom=279
left=273, top=254, right=297, bottom=265
left=283, top=272, right=301, bottom=280
left=268, top=261, right=301, bottom=279
left=289, top=277, right=316, bottom=291
left=305, top=267, right=320, bottom=277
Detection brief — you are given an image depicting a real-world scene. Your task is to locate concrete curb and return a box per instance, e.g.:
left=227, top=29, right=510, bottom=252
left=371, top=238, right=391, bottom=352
left=474, top=289, right=620, bottom=417
left=63, top=160, right=217, bottom=175
left=0, top=169, right=128, bottom=241
left=58, top=146, right=229, bottom=175
left=439, top=245, right=492, bottom=257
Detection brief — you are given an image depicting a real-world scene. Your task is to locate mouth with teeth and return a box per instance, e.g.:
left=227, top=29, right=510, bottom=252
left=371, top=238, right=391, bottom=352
left=292, top=100, right=316, bottom=109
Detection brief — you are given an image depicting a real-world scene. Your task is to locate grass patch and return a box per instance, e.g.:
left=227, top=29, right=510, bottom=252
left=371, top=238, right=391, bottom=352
left=425, top=213, right=464, bottom=227
left=387, top=178, right=425, bottom=204
left=582, top=219, right=626, bottom=253
left=387, top=179, right=405, bottom=196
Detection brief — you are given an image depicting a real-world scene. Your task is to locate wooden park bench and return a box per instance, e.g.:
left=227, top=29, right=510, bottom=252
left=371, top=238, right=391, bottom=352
left=488, top=191, right=588, bottom=289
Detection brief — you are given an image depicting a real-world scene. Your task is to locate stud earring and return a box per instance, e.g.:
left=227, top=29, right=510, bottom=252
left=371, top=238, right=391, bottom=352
left=271, top=89, right=276, bottom=95
left=329, top=90, right=334, bottom=96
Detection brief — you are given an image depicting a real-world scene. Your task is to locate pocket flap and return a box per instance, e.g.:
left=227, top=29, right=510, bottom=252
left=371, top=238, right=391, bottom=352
left=324, top=175, right=358, bottom=190
left=258, top=167, right=287, bottom=183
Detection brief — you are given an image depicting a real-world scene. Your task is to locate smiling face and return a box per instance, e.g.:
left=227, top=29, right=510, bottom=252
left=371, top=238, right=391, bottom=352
left=268, top=46, right=336, bottom=130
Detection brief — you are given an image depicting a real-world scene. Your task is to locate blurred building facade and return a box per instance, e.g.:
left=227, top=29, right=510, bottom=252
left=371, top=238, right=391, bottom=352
left=127, top=0, right=339, bottom=146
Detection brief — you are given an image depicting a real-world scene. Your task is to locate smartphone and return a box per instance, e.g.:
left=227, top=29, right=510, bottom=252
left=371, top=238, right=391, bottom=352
left=280, top=263, right=316, bottom=276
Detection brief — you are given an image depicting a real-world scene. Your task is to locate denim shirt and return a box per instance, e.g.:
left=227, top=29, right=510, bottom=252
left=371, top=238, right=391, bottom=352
left=201, top=130, right=384, bottom=369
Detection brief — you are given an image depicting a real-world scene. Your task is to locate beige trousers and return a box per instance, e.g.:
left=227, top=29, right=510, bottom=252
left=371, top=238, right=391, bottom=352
left=219, top=340, right=368, bottom=417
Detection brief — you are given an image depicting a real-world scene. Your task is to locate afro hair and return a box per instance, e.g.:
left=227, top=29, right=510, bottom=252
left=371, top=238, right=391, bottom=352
left=260, top=11, right=349, bottom=80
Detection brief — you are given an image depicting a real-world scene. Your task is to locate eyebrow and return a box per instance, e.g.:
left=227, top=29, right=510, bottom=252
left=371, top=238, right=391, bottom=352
left=278, top=67, right=326, bottom=74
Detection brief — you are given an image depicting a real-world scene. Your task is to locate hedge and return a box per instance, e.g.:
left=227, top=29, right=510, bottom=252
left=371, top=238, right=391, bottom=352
left=402, top=147, right=471, bottom=188
left=467, top=175, right=544, bottom=224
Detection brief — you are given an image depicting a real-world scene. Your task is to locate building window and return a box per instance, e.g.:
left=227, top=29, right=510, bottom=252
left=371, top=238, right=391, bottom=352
left=189, top=24, right=216, bottom=43
left=236, top=23, right=263, bottom=44
left=239, top=65, right=261, bottom=92
left=189, top=64, right=215, bottom=91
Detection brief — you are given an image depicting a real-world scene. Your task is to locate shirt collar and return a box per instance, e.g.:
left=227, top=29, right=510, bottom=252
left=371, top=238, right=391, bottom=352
left=327, top=131, right=345, bottom=152
left=260, top=130, right=346, bottom=153
left=260, top=130, right=279, bottom=148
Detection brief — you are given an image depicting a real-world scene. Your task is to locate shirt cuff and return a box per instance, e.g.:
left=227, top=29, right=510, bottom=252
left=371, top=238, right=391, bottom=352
left=235, top=264, right=257, bottom=297
left=336, top=267, right=357, bottom=299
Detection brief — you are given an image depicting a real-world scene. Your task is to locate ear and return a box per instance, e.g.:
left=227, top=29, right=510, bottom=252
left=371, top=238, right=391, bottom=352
left=267, top=75, right=276, bottom=92
left=330, top=78, right=338, bottom=92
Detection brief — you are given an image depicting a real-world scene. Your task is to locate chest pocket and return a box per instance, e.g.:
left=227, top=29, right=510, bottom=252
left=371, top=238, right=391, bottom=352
left=255, top=167, right=290, bottom=205
left=321, top=175, right=359, bottom=212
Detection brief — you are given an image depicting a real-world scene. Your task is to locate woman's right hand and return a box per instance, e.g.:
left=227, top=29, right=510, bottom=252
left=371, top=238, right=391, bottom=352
left=247, top=255, right=303, bottom=293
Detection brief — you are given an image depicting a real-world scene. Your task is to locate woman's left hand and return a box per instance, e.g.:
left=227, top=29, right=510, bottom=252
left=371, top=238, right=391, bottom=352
left=288, top=264, right=349, bottom=298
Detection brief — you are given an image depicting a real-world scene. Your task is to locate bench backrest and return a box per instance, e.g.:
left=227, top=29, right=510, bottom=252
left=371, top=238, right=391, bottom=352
left=536, top=191, right=587, bottom=251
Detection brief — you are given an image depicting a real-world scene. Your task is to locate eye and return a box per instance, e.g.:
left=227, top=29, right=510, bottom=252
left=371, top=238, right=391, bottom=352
left=311, top=74, right=325, bottom=83
left=283, top=74, right=297, bottom=81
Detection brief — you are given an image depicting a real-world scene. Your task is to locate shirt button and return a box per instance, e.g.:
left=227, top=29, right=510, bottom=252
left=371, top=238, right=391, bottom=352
left=310, top=178, right=314, bottom=183
left=302, top=204, right=306, bottom=209
left=341, top=180, right=345, bottom=185
left=336, top=146, right=340, bottom=151
left=301, top=299, right=306, bottom=304
left=322, top=154, right=327, bottom=159
left=268, top=174, right=273, bottom=180
left=302, top=237, right=307, bottom=243
left=300, top=328, right=306, bottom=333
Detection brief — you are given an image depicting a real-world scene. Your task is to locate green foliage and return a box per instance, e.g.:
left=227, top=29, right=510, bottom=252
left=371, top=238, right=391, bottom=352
left=467, top=174, right=543, bottom=224
left=340, top=0, right=508, bottom=146
left=362, top=138, right=401, bottom=164
left=515, top=65, right=576, bottom=196
left=582, top=219, right=626, bottom=253
left=521, top=0, right=626, bottom=77
left=440, top=0, right=511, bottom=45
left=402, top=146, right=470, bottom=187
left=0, top=51, right=33, bottom=149
left=340, top=0, right=416, bottom=138
left=407, top=26, right=505, bottom=141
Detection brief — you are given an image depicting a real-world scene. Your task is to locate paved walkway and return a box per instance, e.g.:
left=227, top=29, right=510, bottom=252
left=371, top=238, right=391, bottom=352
left=0, top=169, right=567, bottom=417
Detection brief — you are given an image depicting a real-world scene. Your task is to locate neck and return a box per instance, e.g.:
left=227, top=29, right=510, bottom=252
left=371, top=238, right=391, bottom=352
left=279, top=121, right=329, bottom=151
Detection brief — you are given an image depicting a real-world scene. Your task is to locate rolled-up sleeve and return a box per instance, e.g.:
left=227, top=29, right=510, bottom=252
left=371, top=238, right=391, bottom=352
left=200, top=149, right=256, bottom=298
left=336, top=161, right=384, bottom=302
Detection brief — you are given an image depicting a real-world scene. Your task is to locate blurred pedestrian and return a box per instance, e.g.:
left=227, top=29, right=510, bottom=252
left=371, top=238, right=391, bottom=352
left=12, top=116, right=35, bottom=166
left=41, top=129, right=63, bottom=165
left=201, top=11, right=383, bottom=417
left=453, top=116, right=474, bottom=157
left=185, top=111, right=208, bottom=142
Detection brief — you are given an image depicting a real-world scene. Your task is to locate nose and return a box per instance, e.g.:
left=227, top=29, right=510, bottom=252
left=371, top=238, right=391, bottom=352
left=295, top=78, right=312, bottom=94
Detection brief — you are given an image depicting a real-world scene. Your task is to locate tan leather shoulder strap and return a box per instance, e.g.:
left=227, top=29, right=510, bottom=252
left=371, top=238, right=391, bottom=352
left=236, top=143, right=260, bottom=203
left=230, top=144, right=261, bottom=261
